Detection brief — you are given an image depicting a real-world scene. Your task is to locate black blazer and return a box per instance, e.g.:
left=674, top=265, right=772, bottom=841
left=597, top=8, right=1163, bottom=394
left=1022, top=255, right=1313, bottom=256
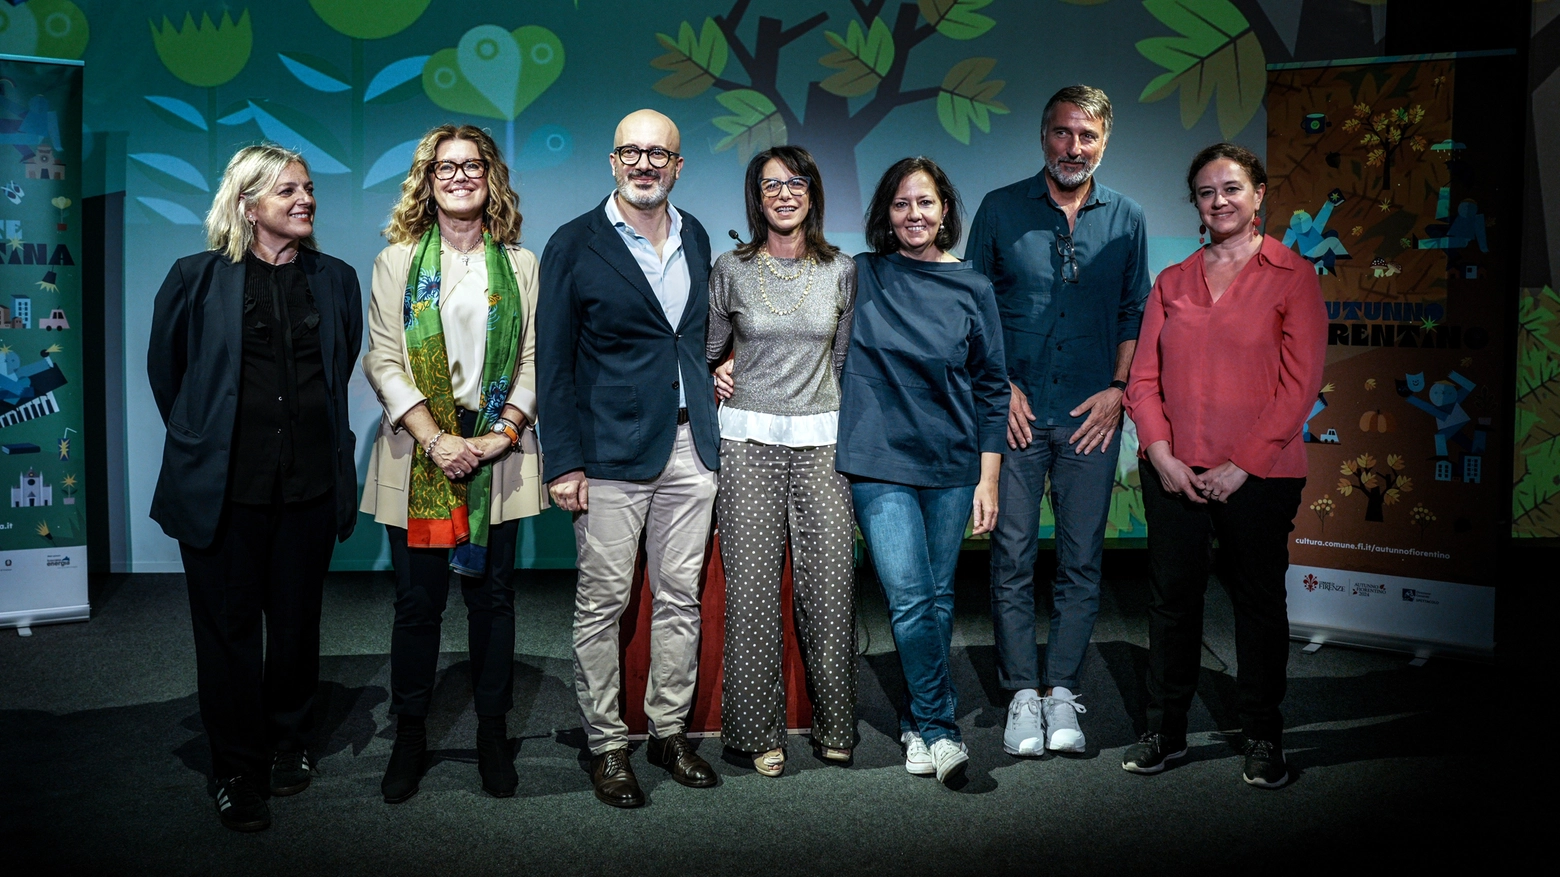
left=147, top=248, right=364, bottom=549
left=536, top=198, right=719, bottom=482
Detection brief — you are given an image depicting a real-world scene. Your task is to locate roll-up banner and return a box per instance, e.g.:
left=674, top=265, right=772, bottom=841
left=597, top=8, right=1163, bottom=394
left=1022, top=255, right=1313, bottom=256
left=0, top=53, right=86, bottom=630
left=1266, top=52, right=1517, bottom=658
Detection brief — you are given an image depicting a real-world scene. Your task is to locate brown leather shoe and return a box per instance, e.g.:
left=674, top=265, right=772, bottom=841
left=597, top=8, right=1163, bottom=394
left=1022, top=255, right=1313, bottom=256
left=647, top=732, right=718, bottom=788
left=590, top=747, right=644, bottom=808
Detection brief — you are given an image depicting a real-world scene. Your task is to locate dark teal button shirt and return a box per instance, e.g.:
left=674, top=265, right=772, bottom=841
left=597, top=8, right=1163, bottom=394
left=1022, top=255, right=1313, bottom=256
left=836, top=253, right=1009, bottom=488
left=966, top=175, right=1150, bottom=428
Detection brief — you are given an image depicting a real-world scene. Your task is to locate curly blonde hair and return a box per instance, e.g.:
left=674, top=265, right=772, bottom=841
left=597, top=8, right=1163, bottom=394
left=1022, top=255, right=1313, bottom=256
left=383, top=125, right=523, bottom=245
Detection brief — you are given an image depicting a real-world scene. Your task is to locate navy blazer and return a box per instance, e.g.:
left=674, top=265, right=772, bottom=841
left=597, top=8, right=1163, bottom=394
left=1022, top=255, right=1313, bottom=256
left=147, top=248, right=364, bottom=549
left=536, top=197, right=719, bottom=482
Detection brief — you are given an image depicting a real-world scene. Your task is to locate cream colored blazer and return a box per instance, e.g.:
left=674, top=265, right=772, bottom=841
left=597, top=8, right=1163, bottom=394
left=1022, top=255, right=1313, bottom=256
left=359, top=241, right=548, bottom=527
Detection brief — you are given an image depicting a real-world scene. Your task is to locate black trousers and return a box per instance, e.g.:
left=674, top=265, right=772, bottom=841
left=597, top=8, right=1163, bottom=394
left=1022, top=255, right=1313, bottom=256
left=1139, top=460, right=1304, bottom=745
left=386, top=518, right=519, bottom=718
left=180, top=493, right=337, bottom=779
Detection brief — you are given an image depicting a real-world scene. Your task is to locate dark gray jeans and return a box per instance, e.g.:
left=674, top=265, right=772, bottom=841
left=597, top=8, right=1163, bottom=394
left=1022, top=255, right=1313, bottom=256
left=988, top=427, right=1119, bottom=692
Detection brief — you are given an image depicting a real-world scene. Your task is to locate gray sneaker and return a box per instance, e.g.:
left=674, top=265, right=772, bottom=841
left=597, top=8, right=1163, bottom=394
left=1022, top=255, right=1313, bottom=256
left=927, top=738, right=969, bottom=785
left=1041, top=687, right=1087, bottom=753
left=1002, top=691, right=1044, bottom=756
left=901, top=731, right=935, bottom=776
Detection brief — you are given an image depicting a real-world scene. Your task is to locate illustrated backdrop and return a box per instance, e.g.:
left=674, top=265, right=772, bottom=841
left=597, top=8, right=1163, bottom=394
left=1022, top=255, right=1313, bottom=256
left=1268, top=54, right=1517, bottom=656
left=0, top=0, right=1403, bottom=571
left=0, top=51, right=86, bottom=626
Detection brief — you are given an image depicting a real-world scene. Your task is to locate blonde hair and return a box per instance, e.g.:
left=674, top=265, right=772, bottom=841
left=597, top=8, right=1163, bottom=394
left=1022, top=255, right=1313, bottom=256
left=205, top=145, right=317, bottom=263
left=383, top=125, right=523, bottom=246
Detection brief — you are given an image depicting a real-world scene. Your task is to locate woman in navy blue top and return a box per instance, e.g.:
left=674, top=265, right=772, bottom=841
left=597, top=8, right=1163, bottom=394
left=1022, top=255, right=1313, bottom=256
left=838, top=157, right=1009, bottom=785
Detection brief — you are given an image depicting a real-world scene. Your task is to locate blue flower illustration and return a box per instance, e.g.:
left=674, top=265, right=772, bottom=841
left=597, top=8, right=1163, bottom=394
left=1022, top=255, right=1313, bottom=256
left=482, top=375, right=511, bottom=422
left=403, top=270, right=441, bottom=327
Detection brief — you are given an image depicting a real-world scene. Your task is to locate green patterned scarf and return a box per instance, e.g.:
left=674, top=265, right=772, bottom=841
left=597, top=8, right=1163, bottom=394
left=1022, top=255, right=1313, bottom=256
left=402, top=224, right=522, bottom=576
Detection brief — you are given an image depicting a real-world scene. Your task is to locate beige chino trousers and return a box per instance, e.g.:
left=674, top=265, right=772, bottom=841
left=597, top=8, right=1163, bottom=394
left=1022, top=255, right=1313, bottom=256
left=572, top=423, right=718, bottom=754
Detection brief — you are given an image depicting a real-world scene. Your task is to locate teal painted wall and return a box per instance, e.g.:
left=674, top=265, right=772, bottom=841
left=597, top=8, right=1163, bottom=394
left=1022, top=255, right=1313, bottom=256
left=0, top=0, right=1385, bottom=570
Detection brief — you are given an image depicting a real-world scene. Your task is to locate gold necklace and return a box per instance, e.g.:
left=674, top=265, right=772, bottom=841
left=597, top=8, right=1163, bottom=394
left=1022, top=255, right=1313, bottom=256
left=758, top=250, right=816, bottom=315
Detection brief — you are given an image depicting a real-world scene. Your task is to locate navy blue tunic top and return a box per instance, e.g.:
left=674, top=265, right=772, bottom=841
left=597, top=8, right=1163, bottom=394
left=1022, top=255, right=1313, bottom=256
left=836, top=253, right=1010, bottom=488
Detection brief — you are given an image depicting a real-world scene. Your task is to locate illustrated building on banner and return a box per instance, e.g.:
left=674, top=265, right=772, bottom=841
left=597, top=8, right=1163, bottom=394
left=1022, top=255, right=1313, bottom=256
left=11, top=469, right=52, bottom=507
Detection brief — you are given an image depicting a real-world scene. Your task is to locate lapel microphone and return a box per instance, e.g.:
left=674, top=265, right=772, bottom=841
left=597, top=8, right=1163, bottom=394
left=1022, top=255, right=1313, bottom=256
left=728, top=229, right=745, bottom=245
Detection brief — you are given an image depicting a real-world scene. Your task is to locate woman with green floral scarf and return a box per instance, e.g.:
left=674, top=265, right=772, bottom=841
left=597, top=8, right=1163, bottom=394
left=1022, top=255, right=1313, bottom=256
left=361, top=125, right=546, bottom=803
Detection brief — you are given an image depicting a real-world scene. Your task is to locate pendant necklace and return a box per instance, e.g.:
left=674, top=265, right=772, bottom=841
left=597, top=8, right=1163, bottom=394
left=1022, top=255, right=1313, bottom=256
left=449, top=233, right=484, bottom=266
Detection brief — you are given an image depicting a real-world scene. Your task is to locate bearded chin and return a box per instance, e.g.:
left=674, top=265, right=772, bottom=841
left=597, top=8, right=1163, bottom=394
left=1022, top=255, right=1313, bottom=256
left=1046, top=156, right=1098, bottom=189
left=618, top=174, right=672, bottom=209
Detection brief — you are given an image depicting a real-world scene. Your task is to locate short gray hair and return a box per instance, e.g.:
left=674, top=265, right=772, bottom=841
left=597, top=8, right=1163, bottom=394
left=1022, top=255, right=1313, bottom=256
left=205, top=145, right=317, bottom=263
left=1042, top=85, right=1113, bottom=139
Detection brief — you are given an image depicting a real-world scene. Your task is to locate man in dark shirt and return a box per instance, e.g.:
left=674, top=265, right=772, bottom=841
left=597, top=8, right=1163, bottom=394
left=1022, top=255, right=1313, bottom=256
left=966, top=85, right=1150, bottom=758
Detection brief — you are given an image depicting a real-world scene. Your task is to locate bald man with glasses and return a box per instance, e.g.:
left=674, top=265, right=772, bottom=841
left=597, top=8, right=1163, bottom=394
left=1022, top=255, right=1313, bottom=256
left=536, top=109, right=721, bottom=808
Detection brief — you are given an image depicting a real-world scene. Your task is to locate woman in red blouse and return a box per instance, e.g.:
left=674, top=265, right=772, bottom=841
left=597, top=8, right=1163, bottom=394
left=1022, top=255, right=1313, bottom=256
left=1121, top=143, right=1326, bottom=789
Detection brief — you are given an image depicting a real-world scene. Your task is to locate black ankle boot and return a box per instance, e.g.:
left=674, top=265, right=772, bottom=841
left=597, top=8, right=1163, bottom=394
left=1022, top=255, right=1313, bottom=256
left=475, top=714, right=517, bottom=798
left=382, top=716, right=426, bottom=804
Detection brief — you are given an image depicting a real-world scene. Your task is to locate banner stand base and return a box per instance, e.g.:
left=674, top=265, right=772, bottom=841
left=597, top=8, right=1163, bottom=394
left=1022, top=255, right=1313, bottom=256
left=0, top=605, right=90, bottom=631
left=1288, top=622, right=1492, bottom=663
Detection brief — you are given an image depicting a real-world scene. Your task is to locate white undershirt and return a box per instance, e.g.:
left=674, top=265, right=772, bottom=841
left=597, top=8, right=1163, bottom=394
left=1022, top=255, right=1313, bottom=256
left=440, top=252, right=489, bottom=411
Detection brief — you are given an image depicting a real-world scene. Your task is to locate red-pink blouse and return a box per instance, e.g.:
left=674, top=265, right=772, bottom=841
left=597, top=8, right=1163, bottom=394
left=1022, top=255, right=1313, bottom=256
left=1125, top=235, right=1327, bottom=479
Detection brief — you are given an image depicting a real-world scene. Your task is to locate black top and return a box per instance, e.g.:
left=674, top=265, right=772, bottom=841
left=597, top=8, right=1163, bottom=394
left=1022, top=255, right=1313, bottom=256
left=835, top=253, right=1009, bottom=488
left=228, top=252, right=332, bottom=504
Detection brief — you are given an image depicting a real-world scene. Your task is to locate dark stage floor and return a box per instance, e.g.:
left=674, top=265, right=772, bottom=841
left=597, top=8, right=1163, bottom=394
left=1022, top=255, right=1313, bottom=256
left=0, top=553, right=1522, bottom=875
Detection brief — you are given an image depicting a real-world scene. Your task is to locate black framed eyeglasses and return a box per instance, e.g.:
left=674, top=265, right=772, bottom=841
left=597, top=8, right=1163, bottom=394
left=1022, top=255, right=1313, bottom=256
left=430, top=159, right=488, bottom=180
left=613, top=145, right=680, bottom=168
left=1056, top=234, right=1079, bottom=283
left=759, top=176, right=810, bottom=197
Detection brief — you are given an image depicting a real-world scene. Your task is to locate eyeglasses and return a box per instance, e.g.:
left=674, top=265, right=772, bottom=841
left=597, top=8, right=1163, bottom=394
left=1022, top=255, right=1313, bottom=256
left=1056, top=234, right=1079, bottom=283
left=613, top=145, right=680, bottom=168
left=759, top=177, right=810, bottom=198
left=430, top=159, right=488, bottom=180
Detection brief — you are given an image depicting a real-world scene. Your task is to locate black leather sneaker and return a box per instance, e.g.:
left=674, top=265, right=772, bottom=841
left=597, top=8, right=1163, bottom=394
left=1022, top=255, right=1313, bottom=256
left=215, top=775, right=271, bottom=832
left=269, top=750, right=315, bottom=797
left=1242, top=739, right=1290, bottom=789
left=1121, top=732, right=1188, bottom=774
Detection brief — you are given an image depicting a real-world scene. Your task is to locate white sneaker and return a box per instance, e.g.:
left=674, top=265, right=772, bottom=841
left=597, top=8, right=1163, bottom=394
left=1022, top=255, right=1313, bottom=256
left=901, top=731, right=934, bottom=776
left=1041, top=687, right=1087, bottom=753
left=928, top=738, right=969, bottom=785
left=1002, top=690, right=1044, bottom=756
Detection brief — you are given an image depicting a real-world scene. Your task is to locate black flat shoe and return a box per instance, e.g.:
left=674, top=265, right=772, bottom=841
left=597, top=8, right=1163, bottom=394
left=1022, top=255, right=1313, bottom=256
left=269, top=750, right=315, bottom=797
left=216, top=775, right=271, bottom=832
left=382, top=724, right=427, bottom=804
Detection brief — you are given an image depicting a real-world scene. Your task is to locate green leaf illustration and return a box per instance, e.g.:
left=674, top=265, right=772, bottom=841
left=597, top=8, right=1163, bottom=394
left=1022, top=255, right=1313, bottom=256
left=652, top=18, right=729, bottom=98
left=278, top=52, right=350, bottom=92
left=144, top=95, right=208, bottom=133
left=1514, top=434, right=1560, bottom=536
left=1517, top=286, right=1560, bottom=402
left=936, top=57, right=1008, bottom=144
left=819, top=18, right=895, bottom=98
left=918, top=0, right=996, bottom=41
left=1135, top=0, right=1265, bottom=139
left=711, top=89, right=787, bottom=161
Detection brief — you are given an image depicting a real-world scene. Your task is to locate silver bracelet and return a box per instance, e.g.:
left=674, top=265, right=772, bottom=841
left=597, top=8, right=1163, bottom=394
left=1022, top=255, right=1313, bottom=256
left=424, top=429, right=444, bottom=456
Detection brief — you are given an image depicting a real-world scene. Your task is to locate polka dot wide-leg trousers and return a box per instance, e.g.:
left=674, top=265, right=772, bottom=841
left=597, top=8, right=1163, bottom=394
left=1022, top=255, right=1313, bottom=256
left=717, top=440, right=858, bottom=754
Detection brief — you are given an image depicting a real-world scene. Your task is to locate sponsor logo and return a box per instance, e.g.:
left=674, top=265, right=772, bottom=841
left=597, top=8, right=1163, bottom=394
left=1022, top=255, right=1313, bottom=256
left=1401, top=587, right=1440, bottom=605
left=44, top=555, right=71, bottom=568
left=1302, top=573, right=1344, bottom=593
left=1351, top=582, right=1388, bottom=597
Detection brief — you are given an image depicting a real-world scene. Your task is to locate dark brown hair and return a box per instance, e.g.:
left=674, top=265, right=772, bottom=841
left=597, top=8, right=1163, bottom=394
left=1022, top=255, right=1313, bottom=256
left=864, top=156, right=964, bottom=256
left=735, top=145, right=839, bottom=262
left=1186, top=142, right=1267, bottom=203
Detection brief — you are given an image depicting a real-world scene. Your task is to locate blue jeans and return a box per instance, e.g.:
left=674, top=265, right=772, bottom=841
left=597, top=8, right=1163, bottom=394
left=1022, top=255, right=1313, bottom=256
left=988, top=427, right=1118, bottom=692
left=852, top=480, right=976, bottom=746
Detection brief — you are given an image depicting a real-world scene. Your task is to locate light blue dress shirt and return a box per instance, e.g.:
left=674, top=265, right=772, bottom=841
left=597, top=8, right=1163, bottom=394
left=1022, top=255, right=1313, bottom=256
left=605, top=193, right=690, bottom=407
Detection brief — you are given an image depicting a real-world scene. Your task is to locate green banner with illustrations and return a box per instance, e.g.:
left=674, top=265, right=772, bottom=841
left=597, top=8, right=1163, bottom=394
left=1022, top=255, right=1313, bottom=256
left=0, top=53, right=86, bottom=627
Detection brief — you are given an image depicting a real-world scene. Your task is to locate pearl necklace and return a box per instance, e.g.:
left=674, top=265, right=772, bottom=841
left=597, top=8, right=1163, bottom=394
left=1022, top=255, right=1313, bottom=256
left=757, top=250, right=816, bottom=316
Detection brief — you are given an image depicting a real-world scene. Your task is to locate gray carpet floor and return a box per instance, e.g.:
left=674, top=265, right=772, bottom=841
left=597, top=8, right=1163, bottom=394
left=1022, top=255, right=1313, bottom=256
left=0, top=555, right=1513, bottom=875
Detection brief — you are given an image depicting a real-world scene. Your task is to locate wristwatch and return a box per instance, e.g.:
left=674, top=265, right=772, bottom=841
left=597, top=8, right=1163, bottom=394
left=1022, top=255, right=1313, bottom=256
left=1108, top=379, right=1128, bottom=391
